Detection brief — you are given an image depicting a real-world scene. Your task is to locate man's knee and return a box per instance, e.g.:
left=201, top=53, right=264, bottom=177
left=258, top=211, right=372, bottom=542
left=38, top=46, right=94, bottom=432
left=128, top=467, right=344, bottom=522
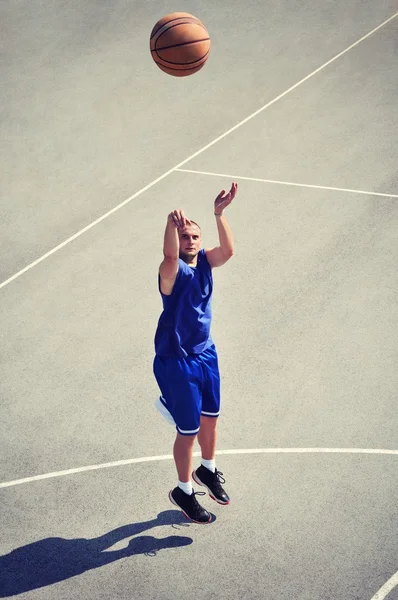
left=175, top=432, right=197, bottom=445
left=200, top=415, right=218, bottom=430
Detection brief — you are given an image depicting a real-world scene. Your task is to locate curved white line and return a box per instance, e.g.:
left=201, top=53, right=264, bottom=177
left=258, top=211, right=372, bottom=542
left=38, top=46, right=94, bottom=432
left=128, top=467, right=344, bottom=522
left=370, top=571, right=398, bottom=600
left=0, top=448, right=397, bottom=489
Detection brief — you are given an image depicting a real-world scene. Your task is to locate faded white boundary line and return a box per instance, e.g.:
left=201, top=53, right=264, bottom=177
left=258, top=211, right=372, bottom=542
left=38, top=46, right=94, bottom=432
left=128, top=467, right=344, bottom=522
left=370, top=571, right=398, bottom=600
left=1, top=447, right=397, bottom=489
left=176, top=169, right=398, bottom=199
left=1, top=10, right=397, bottom=291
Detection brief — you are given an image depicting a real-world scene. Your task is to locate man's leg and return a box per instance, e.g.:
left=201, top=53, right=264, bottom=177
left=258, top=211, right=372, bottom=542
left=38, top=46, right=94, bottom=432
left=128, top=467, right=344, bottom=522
left=197, top=415, right=217, bottom=462
left=173, top=432, right=196, bottom=484
left=169, top=431, right=211, bottom=524
left=154, top=355, right=212, bottom=523
left=193, top=346, right=230, bottom=505
left=193, top=418, right=230, bottom=504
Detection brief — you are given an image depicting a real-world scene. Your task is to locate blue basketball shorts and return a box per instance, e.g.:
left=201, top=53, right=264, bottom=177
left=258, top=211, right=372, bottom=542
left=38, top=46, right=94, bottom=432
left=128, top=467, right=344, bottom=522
left=153, top=344, right=221, bottom=436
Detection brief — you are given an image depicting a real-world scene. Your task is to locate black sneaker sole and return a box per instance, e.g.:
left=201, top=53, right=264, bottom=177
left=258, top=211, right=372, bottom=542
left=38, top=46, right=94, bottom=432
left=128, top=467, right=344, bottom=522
left=192, top=471, right=230, bottom=505
left=168, top=490, right=212, bottom=524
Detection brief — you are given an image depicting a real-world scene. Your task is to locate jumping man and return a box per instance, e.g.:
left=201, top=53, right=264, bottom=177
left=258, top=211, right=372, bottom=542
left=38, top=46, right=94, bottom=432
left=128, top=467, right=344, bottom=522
left=153, top=182, right=238, bottom=523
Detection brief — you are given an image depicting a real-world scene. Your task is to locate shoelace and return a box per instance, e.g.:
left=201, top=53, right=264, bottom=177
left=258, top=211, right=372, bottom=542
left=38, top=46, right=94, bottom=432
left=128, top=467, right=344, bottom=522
left=210, top=470, right=226, bottom=494
left=192, top=490, right=206, bottom=499
left=214, top=470, right=226, bottom=485
left=189, top=490, right=208, bottom=517
left=190, top=490, right=206, bottom=506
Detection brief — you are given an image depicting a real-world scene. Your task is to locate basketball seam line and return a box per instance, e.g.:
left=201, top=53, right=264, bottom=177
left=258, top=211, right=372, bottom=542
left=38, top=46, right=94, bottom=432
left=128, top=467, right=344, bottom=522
left=154, top=49, right=210, bottom=67
left=151, top=17, right=200, bottom=38
left=154, top=21, right=208, bottom=50
left=151, top=38, right=210, bottom=52
left=153, top=60, right=207, bottom=71
left=150, top=16, right=202, bottom=40
left=153, top=19, right=206, bottom=39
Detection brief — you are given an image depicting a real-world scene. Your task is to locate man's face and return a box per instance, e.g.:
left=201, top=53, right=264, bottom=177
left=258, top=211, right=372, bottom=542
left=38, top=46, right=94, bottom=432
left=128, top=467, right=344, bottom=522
left=178, top=224, right=201, bottom=261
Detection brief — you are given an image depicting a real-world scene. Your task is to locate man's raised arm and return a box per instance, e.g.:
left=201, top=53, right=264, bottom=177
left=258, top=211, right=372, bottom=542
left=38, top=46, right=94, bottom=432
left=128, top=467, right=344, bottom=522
left=206, top=182, right=238, bottom=268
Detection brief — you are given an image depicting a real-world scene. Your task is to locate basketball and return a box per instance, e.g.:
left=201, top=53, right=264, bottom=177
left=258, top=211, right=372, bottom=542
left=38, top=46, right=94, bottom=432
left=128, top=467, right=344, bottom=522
left=150, top=12, right=211, bottom=77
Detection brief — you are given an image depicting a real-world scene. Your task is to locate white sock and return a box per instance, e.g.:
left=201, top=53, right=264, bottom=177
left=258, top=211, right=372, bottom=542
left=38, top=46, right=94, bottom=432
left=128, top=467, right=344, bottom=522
left=178, top=480, right=193, bottom=495
left=201, top=458, right=216, bottom=473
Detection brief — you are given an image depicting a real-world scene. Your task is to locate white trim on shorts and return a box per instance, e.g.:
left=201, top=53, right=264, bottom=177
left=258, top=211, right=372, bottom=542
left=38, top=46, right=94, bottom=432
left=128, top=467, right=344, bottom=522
left=201, top=410, right=220, bottom=417
left=177, top=426, right=200, bottom=435
left=155, top=397, right=201, bottom=435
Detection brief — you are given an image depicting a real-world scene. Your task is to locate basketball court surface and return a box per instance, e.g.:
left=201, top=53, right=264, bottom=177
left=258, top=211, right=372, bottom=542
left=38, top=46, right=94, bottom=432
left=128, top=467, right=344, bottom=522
left=1, top=1, right=398, bottom=598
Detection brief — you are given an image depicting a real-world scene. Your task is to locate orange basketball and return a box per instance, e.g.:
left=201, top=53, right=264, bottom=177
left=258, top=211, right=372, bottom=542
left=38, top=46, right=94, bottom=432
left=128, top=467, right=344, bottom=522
left=150, top=12, right=211, bottom=77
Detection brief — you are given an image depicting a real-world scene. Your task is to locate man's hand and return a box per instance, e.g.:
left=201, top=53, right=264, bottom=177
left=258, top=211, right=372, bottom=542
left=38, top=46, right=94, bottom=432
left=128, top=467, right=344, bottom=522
left=161, top=210, right=189, bottom=294
left=168, top=208, right=191, bottom=230
left=214, top=182, right=238, bottom=215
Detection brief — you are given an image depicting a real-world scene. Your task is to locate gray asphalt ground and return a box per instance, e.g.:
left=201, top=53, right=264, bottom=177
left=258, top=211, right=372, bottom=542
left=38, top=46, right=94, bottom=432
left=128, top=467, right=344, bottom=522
left=1, top=1, right=398, bottom=599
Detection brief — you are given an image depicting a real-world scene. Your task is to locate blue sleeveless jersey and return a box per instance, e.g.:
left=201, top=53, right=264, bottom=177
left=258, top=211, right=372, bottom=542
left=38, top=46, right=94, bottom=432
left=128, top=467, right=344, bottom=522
left=154, top=249, right=214, bottom=357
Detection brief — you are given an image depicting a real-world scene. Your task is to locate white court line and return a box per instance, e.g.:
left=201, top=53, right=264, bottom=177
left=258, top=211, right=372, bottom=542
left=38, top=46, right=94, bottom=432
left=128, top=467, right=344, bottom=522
left=1, top=447, right=397, bottom=489
left=1, top=10, right=397, bottom=291
left=176, top=169, right=398, bottom=199
left=370, top=571, right=398, bottom=600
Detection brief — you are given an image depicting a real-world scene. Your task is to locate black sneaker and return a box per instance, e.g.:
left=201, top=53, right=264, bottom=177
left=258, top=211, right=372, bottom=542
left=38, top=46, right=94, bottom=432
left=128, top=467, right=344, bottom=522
left=192, top=466, right=230, bottom=505
left=168, top=487, right=212, bottom=524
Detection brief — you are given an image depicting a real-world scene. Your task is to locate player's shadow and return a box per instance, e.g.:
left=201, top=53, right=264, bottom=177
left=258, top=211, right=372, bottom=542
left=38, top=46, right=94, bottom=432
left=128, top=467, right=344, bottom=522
left=0, top=509, right=204, bottom=597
